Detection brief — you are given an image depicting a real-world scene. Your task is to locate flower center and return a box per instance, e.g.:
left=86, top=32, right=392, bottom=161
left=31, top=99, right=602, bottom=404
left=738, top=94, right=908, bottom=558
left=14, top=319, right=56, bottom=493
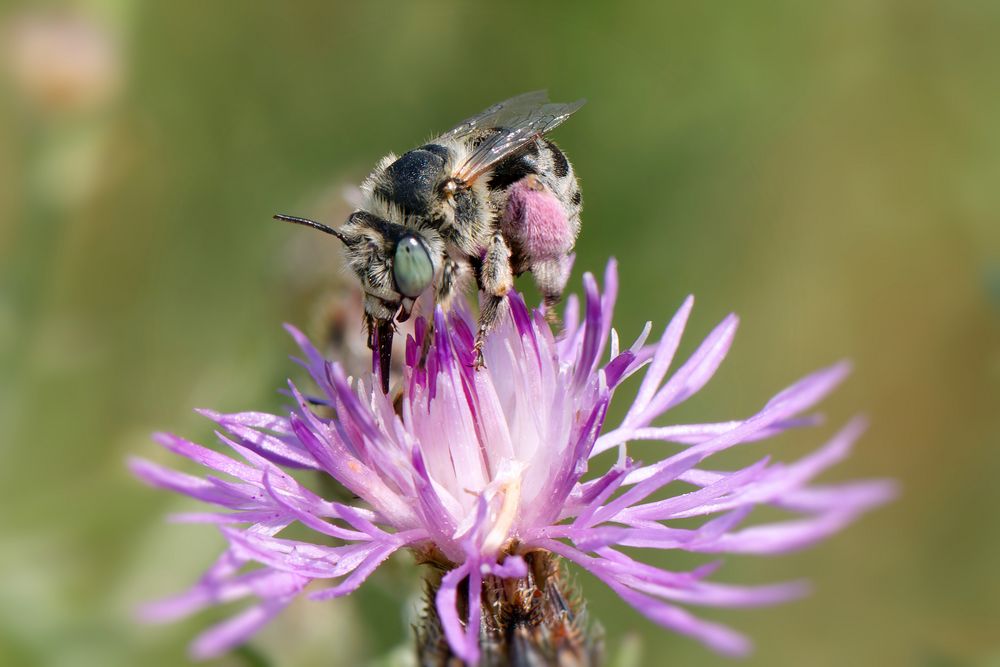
left=481, top=471, right=523, bottom=555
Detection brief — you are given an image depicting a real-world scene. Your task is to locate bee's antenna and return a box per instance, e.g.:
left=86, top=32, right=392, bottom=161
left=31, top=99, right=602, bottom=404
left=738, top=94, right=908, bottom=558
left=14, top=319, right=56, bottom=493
left=273, top=214, right=349, bottom=243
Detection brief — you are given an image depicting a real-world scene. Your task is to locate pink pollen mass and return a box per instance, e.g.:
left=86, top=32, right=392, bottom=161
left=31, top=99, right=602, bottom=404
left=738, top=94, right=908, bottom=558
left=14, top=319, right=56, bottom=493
left=502, top=177, right=573, bottom=261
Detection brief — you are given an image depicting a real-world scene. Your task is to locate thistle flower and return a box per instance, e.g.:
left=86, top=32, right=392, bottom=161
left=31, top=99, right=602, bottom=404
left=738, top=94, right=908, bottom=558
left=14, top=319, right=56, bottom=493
left=132, top=260, right=894, bottom=663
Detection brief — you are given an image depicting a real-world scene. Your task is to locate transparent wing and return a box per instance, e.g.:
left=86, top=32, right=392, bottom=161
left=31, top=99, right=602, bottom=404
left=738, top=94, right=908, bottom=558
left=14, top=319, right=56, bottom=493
left=439, top=92, right=585, bottom=184
left=437, top=90, right=551, bottom=142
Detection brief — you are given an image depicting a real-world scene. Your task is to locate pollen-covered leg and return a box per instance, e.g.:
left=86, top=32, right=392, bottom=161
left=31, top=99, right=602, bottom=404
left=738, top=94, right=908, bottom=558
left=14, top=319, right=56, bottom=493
left=533, top=254, right=573, bottom=329
left=475, top=296, right=509, bottom=369
left=474, top=232, right=514, bottom=369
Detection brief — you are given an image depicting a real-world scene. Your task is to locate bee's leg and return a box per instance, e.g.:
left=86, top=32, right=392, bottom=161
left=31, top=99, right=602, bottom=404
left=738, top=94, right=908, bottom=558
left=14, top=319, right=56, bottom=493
left=420, top=257, right=464, bottom=367
left=436, top=256, right=464, bottom=311
left=474, top=232, right=514, bottom=369
left=532, top=253, right=573, bottom=330
left=475, top=296, right=507, bottom=369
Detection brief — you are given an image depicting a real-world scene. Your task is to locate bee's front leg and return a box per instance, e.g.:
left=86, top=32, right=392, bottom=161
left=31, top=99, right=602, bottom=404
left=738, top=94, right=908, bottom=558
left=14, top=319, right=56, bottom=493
left=474, top=231, right=514, bottom=369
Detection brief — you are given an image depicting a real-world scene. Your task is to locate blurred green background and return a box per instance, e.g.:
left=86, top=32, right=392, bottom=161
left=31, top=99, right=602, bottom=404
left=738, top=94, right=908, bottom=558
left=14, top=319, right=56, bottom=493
left=2, top=1, right=999, bottom=666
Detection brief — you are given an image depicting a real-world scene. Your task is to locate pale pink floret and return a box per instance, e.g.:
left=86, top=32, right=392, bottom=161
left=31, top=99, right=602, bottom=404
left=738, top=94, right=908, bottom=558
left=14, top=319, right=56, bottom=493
left=132, top=260, right=895, bottom=663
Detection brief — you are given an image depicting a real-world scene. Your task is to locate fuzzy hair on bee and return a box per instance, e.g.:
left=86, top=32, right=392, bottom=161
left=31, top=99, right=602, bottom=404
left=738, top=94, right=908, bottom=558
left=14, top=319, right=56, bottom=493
left=361, top=148, right=494, bottom=260
left=275, top=91, right=585, bottom=393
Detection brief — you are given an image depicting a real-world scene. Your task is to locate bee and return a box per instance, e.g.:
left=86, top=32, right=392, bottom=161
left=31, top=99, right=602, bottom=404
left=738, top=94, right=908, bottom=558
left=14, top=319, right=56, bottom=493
left=276, top=91, right=585, bottom=392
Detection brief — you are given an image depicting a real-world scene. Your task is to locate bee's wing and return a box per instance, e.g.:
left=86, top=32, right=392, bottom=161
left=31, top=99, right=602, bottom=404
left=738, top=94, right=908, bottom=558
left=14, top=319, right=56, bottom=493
left=440, top=92, right=585, bottom=184
left=437, top=90, right=552, bottom=142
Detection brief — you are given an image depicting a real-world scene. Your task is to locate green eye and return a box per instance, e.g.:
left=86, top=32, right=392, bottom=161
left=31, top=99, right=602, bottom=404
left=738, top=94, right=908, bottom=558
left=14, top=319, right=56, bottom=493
left=393, top=235, right=434, bottom=298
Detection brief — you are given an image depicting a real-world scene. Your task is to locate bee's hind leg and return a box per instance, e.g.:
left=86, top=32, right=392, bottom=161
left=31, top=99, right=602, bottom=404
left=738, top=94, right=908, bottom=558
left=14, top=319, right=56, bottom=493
left=475, top=296, right=507, bottom=369
left=473, top=231, right=514, bottom=369
left=533, top=253, right=573, bottom=331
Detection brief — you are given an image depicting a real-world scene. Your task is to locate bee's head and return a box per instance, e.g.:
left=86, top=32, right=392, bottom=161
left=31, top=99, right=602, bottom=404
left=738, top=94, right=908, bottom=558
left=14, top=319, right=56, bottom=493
left=337, top=210, right=439, bottom=315
left=274, top=211, right=440, bottom=392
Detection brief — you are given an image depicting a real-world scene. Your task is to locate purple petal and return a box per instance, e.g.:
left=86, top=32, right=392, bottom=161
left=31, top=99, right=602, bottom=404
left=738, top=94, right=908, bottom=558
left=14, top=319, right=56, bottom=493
left=309, top=539, right=410, bottom=600
left=464, top=558, right=484, bottom=662
left=283, top=322, right=324, bottom=365
left=508, top=290, right=535, bottom=340
left=594, top=259, right=619, bottom=366
left=410, top=446, right=459, bottom=550
left=572, top=272, right=604, bottom=386
left=665, top=417, right=870, bottom=520
left=557, top=293, right=582, bottom=359
left=486, top=555, right=528, bottom=578
left=152, top=432, right=258, bottom=482
left=536, top=392, right=610, bottom=525
left=569, top=461, right=634, bottom=525
left=776, top=479, right=899, bottom=514
left=635, top=313, right=738, bottom=426
left=625, top=295, right=694, bottom=425
left=604, top=349, right=636, bottom=388
left=198, top=409, right=318, bottom=470
left=594, top=415, right=820, bottom=455
left=167, top=511, right=282, bottom=525
left=198, top=410, right=293, bottom=434
left=141, top=568, right=305, bottom=623
left=129, top=457, right=248, bottom=507
left=588, top=547, right=809, bottom=609
left=286, top=407, right=413, bottom=525
left=569, top=460, right=634, bottom=510
left=625, top=577, right=810, bottom=608
left=435, top=562, right=479, bottom=664
left=326, top=362, right=384, bottom=444
left=538, top=539, right=752, bottom=657
left=618, top=457, right=771, bottom=522
left=260, top=469, right=372, bottom=541
left=621, top=362, right=852, bottom=488
left=565, top=524, right=696, bottom=551
left=190, top=595, right=298, bottom=660
left=221, top=527, right=380, bottom=578
left=691, top=508, right=872, bottom=555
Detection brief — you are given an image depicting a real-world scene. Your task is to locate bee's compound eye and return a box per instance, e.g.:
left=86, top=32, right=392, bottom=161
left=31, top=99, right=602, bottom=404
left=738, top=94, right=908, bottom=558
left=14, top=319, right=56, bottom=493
left=393, top=235, right=434, bottom=298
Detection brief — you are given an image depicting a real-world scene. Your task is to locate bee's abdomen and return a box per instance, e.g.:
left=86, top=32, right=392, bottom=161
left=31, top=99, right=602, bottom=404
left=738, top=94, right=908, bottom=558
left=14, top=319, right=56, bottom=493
left=549, top=141, right=570, bottom=178
left=496, top=139, right=581, bottom=268
left=487, top=144, right=539, bottom=192
left=375, top=146, right=448, bottom=216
